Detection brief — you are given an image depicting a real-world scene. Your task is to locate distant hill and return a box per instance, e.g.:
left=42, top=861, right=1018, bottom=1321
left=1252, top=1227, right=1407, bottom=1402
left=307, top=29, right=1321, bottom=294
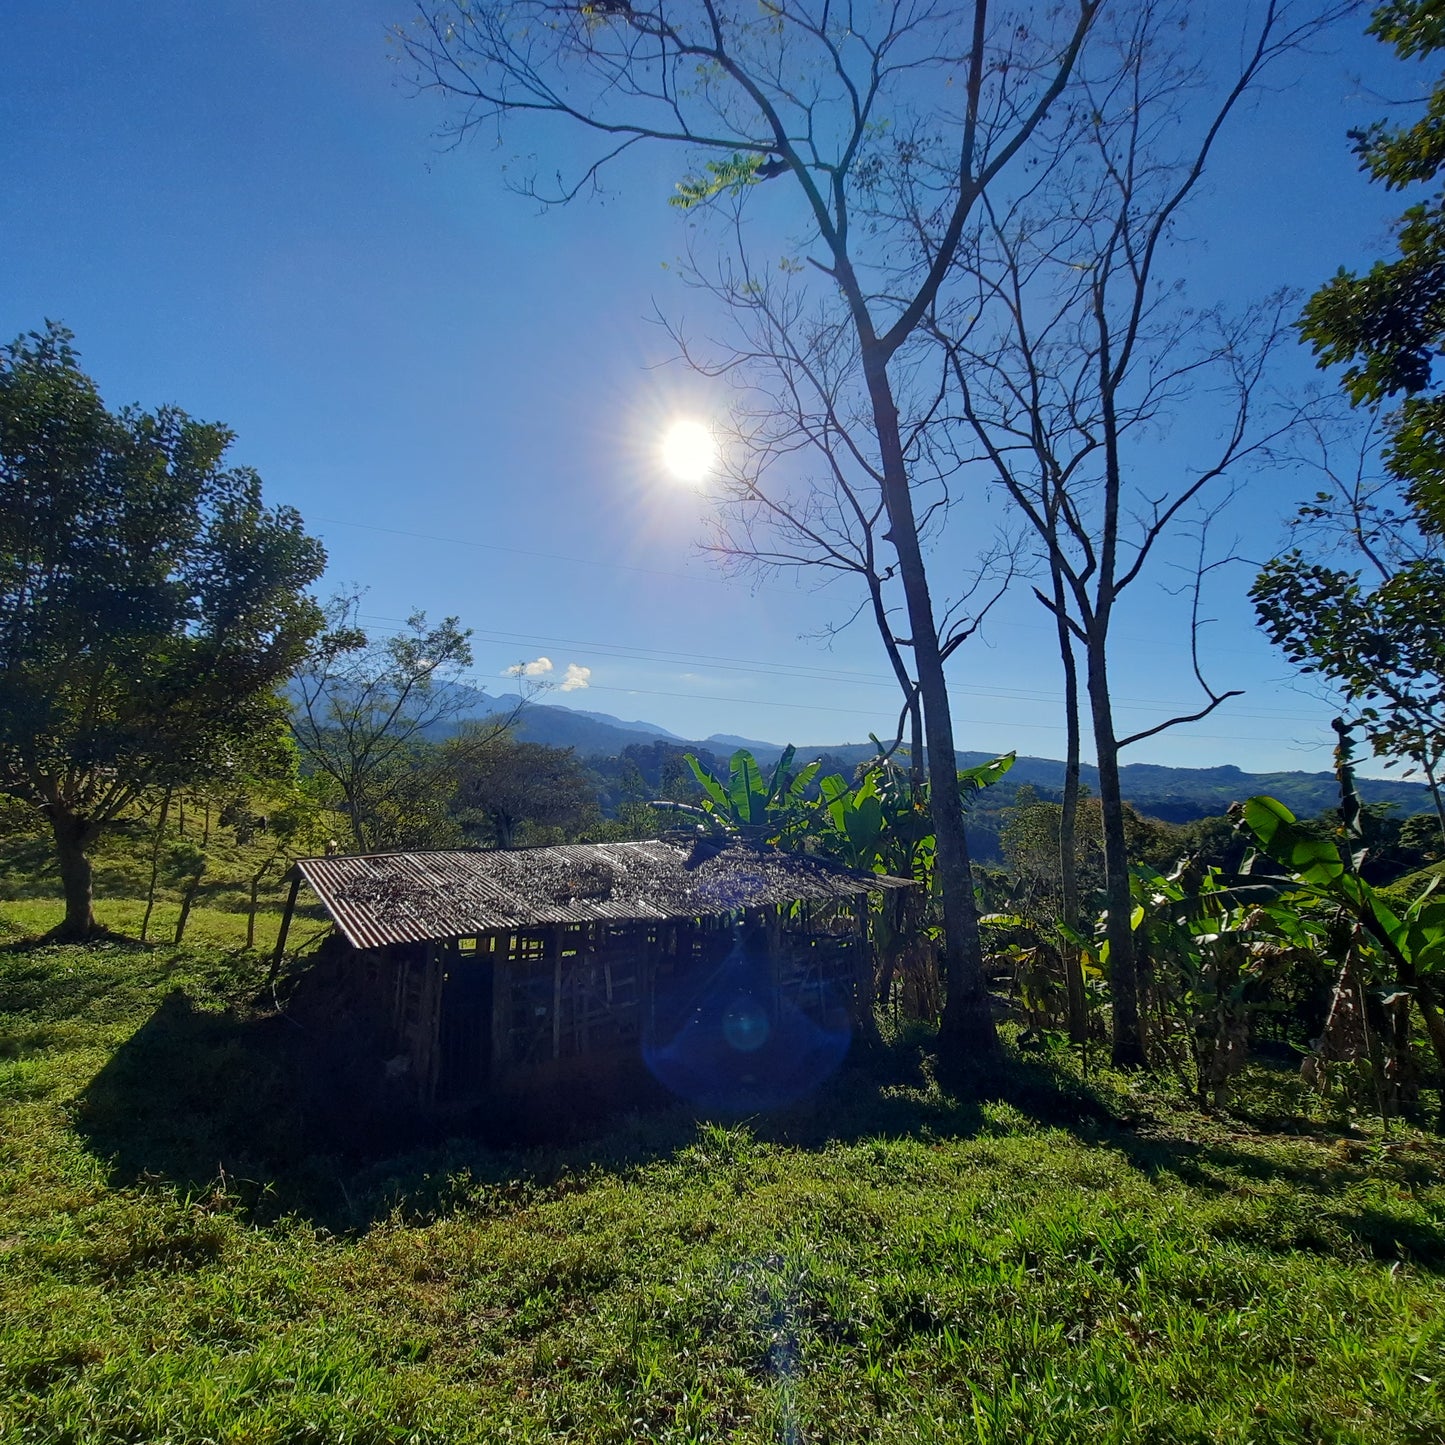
left=703, top=731, right=784, bottom=754
left=355, top=688, right=1438, bottom=823
left=452, top=692, right=680, bottom=754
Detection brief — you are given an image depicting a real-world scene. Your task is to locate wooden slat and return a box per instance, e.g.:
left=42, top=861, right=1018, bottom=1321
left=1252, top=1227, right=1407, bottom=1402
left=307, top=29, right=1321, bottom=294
left=294, top=841, right=913, bottom=949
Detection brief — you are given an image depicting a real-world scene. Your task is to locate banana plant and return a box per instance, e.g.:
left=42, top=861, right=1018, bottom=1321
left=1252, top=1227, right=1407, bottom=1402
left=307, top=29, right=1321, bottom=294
left=1124, top=861, right=1292, bottom=1106
left=810, top=750, right=1014, bottom=1022
left=812, top=747, right=1015, bottom=880
left=1239, top=793, right=1445, bottom=1091
left=675, top=746, right=821, bottom=844
left=1234, top=723, right=1445, bottom=1112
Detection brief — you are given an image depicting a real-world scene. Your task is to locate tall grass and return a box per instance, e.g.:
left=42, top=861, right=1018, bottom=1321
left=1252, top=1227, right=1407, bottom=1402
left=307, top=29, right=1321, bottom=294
left=3, top=924, right=1444, bottom=1441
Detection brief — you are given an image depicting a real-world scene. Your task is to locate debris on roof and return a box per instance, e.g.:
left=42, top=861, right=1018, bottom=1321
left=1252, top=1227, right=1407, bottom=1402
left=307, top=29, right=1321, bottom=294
left=294, top=839, right=912, bottom=949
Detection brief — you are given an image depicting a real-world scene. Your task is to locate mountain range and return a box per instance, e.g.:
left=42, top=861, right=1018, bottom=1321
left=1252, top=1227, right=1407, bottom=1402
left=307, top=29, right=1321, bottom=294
left=456, top=690, right=1436, bottom=823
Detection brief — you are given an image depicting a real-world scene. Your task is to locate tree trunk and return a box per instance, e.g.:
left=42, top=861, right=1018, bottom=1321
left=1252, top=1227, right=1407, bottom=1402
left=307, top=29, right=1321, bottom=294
left=1084, top=638, right=1146, bottom=1068
left=1053, top=566, right=1088, bottom=1047
left=342, top=785, right=369, bottom=853
left=246, top=872, right=262, bottom=950
left=1424, top=757, right=1445, bottom=849
left=862, top=346, right=996, bottom=1059
left=141, top=787, right=172, bottom=944
left=48, top=808, right=103, bottom=940
left=908, top=695, right=925, bottom=790
left=1415, top=980, right=1445, bottom=1085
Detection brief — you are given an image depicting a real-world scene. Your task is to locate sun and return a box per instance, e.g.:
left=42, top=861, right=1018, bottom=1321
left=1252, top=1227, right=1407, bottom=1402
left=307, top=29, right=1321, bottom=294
left=660, top=418, right=717, bottom=484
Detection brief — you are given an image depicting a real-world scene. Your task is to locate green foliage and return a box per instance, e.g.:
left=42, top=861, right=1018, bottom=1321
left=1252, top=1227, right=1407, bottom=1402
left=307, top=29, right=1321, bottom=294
left=1252, top=552, right=1445, bottom=798
left=1297, top=0, right=1445, bottom=533
left=1124, top=860, right=1292, bottom=1107
left=809, top=749, right=1014, bottom=879
left=1237, top=791, right=1445, bottom=982
left=1242, top=795, right=1348, bottom=887
left=290, top=594, right=478, bottom=852
left=0, top=323, right=326, bottom=931
left=3, top=936, right=1445, bottom=1441
left=0, top=324, right=324, bottom=809
left=681, top=746, right=820, bottom=842
left=1228, top=728, right=1445, bottom=1117
left=1275, top=3, right=1445, bottom=813
left=1000, top=793, right=1177, bottom=908
left=668, top=151, right=767, bottom=209
left=451, top=734, right=598, bottom=848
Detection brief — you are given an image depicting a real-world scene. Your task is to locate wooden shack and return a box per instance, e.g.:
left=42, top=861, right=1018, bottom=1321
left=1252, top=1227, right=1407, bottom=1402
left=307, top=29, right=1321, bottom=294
left=279, top=837, right=912, bottom=1108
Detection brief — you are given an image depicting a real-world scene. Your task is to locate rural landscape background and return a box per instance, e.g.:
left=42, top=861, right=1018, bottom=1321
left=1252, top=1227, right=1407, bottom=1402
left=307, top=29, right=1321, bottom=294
left=5, top=0, right=1445, bottom=1440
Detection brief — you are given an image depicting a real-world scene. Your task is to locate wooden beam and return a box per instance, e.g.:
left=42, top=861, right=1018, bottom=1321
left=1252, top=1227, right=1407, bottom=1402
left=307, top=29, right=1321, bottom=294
left=267, top=870, right=302, bottom=986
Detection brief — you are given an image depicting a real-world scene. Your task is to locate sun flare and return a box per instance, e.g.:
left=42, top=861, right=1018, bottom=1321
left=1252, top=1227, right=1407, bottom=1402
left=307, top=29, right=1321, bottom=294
left=660, top=418, right=717, bottom=484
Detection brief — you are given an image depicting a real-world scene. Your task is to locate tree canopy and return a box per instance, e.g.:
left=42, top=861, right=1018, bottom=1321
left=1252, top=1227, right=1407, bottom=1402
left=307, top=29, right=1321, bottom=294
left=1258, top=1, right=1445, bottom=831
left=1298, top=0, right=1445, bottom=534
left=289, top=594, right=492, bottom=853
left=0, top=323, right=326, bottom=936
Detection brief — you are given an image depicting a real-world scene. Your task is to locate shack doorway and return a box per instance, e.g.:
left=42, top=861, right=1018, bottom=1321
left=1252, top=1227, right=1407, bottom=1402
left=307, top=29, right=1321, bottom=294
left=437, top=945, right=493, bottom=1102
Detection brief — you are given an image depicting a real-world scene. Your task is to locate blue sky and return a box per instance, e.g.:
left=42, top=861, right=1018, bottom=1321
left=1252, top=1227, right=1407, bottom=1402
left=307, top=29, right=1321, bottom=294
left=1, top=1, right=1417, bottom=773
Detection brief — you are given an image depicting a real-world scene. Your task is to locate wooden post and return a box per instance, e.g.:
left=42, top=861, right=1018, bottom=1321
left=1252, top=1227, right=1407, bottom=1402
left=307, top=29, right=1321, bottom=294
left=268, top=870, right=302, bottom=986
left=421, top=943, right=443, bottom=1106
left=552, top=928, right=563, bottom=1060
left=854, top=894, right=870, bottom=1030
left=490, top=934, right=509, bottom=1087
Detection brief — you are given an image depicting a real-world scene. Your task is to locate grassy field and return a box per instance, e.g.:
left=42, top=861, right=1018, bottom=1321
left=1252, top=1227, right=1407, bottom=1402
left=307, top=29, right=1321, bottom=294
left=0, top=815, right=328, bottom=954
left=3, top=912, right=1445, bottom=1443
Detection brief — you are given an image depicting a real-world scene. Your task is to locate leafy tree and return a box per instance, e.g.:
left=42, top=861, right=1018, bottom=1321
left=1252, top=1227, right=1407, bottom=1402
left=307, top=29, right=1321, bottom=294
left=452, top=735, right=597, bottom=848
left=1253, top=547, right=1445, bottom=830
left=1298, top=0, right=1445, bottom=535
left=1261, top=0, right=1445, bottom=829
left=400, top=0, right=1103, bottom=1058
left=0, top=324, right=325, bottom=937
left=1236, top=723, right=1445, bottom=1114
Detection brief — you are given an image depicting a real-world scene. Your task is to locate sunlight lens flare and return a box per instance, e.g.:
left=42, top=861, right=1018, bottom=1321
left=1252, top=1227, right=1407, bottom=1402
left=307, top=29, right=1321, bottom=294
left=660, top=418, right=717, bottom=484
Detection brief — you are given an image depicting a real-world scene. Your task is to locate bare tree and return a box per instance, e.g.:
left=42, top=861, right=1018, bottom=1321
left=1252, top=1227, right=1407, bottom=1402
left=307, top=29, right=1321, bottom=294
left=939, top=0, right=1346, bottom=1065
left=668, top=228, right=1019, bottom=781
left=290, top=593, right=517, bottom=851
left=400, top=0, right=1100, bottom=1056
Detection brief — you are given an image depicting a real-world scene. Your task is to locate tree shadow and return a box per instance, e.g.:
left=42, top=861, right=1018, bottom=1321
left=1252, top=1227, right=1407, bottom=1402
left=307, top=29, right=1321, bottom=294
left=2, top=925, right=137, bottom=952
left=74, top=991, right=1445, bottom=1275
left=72, top=993, right=1115, bottom=1232
left=73, top=988, right=432, bottom=1228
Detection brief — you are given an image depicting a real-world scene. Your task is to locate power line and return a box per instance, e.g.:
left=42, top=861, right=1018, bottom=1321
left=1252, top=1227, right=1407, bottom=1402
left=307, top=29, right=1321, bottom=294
left=318, top=514, right=1278, bottom=658
left=564, top=681, right=1331, bottom=746
left=359, top=613, right=1332, bottom=725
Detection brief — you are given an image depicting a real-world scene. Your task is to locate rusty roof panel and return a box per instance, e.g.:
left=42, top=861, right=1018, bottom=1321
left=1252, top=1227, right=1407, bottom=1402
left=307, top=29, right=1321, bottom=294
left=294, top=840, right=912, bottom=949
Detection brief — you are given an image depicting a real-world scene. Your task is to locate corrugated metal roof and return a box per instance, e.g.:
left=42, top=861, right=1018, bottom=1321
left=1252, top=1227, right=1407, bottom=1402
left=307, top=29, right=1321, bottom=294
left=294, top=840, right=912, bottom=949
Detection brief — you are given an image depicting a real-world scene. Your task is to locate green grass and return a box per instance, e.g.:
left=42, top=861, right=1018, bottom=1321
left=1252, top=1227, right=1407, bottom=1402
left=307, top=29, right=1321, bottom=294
left=0, top=811, right=327, bottom=947
left=0, top=813, right=329, bottom=951
left=3, top=922, right=1445, bottom=1442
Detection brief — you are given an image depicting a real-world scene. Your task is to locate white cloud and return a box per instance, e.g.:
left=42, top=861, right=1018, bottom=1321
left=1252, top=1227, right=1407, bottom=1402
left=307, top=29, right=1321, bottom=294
left=504, top=656, right=553, bottom=678
left=560, top=663, right=592, bottom=692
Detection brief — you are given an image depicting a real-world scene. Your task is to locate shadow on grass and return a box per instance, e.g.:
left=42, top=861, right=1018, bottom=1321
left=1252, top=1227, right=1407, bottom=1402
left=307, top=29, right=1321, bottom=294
left=74, top=989, right=1445, bottom=1273
left=73, top=987, right=429, bottom=1228
left=73, top=990, right=1117, bottom=1232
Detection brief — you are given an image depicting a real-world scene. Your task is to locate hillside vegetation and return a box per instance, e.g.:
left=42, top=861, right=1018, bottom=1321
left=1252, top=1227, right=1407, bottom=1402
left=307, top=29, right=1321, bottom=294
left=448, top=690, right=1441, bottom=825
left=3, top=921, right=1444, bottom=1443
